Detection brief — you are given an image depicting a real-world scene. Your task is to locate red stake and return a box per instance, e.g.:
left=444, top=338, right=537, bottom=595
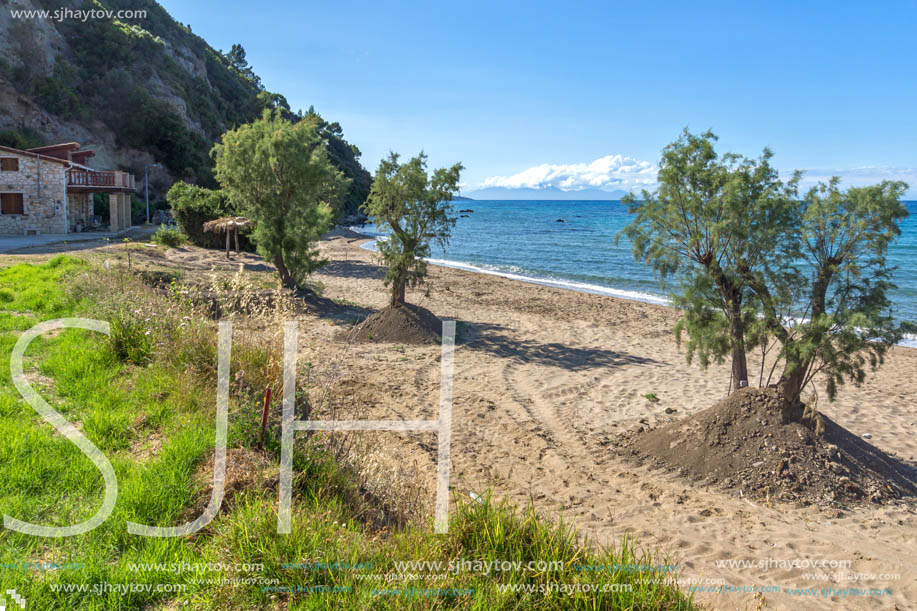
left=259, top=387, right=272, bottom=449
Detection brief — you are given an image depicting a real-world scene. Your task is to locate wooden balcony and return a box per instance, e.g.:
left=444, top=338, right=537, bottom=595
left=67, top=170, right=135, bottom=192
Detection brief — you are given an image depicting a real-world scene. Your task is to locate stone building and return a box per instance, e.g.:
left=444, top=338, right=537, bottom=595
left=0, top=142, right=136, bottom=235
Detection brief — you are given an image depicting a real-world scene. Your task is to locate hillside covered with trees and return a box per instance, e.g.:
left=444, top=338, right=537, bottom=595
left=0, top=0, right=370, bottom=214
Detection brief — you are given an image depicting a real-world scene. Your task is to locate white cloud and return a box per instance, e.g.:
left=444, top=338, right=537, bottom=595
left=790, top=166, right=917, bottom=195
left=478, top=154, right=658, bottom=192
left=477, top=159, right=917, bottom=197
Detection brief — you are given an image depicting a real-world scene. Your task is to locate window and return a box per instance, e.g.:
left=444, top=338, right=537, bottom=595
left=0, top=158, right=19, bottom=172
left=1, top=193, right=25, bottom=215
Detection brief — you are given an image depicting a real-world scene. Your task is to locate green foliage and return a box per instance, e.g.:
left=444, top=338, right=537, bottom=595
left=748, top=178, right=915, bottom=402
left=225, top=43, right=261, bottom=88
left=642, top=393, right=659, bottom=403
left=7, top=0, right=264, bottom=185
left=305, top=106, right=373, bottom=217
left=113, top=88, right=213, bottom=183
left=151, top=226, right=187, bottom=248
left=108, top=309, right=153, bottom=365
left=129, top=194, right=146, bottom=225
left=213, top=111, right=349, bottom=288
left=364, top=151, right=463, bottom=306
left=0, top=127, right=44, bottom=150
left=623, top=130, right=913, bottom=411
left=165, top=182, right=250, bottom=249
left=31, top=62, right=86, bottom=119
left=92, top=193, right=110, bottom=222
left=619, top=129, right=793, bottom=387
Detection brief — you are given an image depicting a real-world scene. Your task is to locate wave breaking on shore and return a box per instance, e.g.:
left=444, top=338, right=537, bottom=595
left=352, top=229, right=917, bottom=348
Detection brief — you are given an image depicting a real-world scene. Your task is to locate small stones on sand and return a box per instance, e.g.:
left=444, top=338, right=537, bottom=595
left=862, top=433, right=873, bottom=439
left=777, top=458, right=788, bottom=475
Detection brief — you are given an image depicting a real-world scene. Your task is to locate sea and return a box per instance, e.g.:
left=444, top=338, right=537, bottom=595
left=354, top=200, right=917, bottom=347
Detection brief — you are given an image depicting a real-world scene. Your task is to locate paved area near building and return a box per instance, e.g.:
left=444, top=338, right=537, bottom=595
left=0, top=226, right=156, bottom=253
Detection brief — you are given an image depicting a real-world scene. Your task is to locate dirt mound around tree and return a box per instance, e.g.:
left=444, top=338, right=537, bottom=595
left=348, top=303, right=443, bottom=344
left=617, top=387, right=917, bottom=506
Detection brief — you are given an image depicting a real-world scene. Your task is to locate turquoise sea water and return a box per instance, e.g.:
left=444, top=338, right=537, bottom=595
left=357, top=200, right=917, bottom=346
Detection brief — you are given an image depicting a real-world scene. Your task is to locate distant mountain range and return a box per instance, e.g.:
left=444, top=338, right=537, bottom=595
left=461, top=186, right=630, bottom=200
left=461, top=187, right=917, bottom=201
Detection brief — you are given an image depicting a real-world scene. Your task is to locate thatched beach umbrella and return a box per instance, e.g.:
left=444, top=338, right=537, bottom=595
left=203, top=216, right=252, bottom=258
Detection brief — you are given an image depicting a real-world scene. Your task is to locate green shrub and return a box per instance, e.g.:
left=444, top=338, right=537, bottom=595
left=32, top=72, right=85, bottom=119
left=109, top=309, right=153, bottom=365
left=0, top=288, right=14, bottom=303
left=166, top=182, right=254, bottom=250
left=0, top=127, right=44, bottom=149
left=151, top=226, right=187, bottom=248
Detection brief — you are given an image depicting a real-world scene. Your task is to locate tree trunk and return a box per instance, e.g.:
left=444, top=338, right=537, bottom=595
left=709, top=260, right=749, bottom=390
left=225, top=230, right=231, bottom=259
left=730, top=312, right=749, bottom=389
left=776, top=260, right=835, bottom=421
left=779, top=366, right=806, bottom=405
left=273, top=252, right=295, bottom=289
left=726, top=290, right=749, bottom=390
left=391, top=272, right=406, bottom=307
left=772, top=362, right=808, bottom=423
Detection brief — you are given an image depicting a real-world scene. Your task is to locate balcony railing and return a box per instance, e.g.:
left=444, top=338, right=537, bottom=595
left=67, top=170, right=135, bottom=190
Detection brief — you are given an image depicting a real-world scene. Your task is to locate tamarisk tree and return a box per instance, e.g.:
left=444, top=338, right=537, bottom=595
left=363, top=152, right=463, bottom=307
left=213, top=110, right=348, bottom=289
left=623, top=130, right=913, bottom=419
left=620, top=130, right=795, bottom=389
left=741, top=178, right=914, bottom=415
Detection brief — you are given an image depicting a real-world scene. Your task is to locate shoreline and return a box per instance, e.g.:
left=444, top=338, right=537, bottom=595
left=353, top=231, right=917, bottom=349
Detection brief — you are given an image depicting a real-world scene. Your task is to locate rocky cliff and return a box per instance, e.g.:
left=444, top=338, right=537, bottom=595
left=0, top=0, right=370, bottom=212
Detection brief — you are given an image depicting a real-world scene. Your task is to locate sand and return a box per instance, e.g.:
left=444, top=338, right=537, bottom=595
left=7, top=233, right=915, bottom=609
left=299, top=235, right=917, bottom=611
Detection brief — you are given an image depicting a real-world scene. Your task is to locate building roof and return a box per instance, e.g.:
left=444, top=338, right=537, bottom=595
left=71, top=150, right=96, bottom=164
left=26, top=142, right=81, bottom=154
left=0, top=144, right=75, bottom=166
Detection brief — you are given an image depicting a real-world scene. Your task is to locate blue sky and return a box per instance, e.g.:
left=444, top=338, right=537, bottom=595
left=159, top=0, right=917, bottom=197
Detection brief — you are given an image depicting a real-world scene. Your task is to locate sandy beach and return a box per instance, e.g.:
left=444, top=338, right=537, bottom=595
left=7, top=233, right=914, bottom=610
left=271, top=233, right=916, bottom=611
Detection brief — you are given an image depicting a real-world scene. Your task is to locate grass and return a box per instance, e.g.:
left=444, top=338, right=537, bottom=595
left=0, top=257, right=698, bottom=610
left=643, top=393, right=660, bottom=403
